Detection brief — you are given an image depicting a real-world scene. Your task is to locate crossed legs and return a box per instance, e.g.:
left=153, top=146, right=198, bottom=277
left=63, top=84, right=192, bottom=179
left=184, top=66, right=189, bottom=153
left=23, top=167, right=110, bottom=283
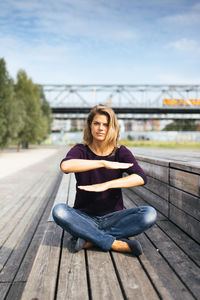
left=52, top=204, right=157, bottom=254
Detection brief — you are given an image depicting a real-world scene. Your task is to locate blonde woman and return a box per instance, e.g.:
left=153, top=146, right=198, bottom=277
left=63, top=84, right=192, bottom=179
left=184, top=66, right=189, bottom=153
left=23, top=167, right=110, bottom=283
left=53, top=105, right=157, bottom=256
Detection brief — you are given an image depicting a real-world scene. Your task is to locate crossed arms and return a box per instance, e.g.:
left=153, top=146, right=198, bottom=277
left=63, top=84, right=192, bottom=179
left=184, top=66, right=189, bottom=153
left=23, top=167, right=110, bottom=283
left=61, top=159, right=145, bottom=192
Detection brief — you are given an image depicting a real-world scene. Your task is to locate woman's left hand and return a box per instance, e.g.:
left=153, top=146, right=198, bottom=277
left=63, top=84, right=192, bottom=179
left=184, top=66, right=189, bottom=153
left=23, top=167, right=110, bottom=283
left=78, top=182, right=109, bottom=192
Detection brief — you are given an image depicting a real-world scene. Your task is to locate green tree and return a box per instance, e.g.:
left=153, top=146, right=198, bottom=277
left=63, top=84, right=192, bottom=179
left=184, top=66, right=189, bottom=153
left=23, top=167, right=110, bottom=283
left=163, top=120, right=198, bottom=131
left=40, top=87, right=52, bottom=136
left=15, top=70, right=50, bottom=148
left=0, top=58, right=23, bottom=148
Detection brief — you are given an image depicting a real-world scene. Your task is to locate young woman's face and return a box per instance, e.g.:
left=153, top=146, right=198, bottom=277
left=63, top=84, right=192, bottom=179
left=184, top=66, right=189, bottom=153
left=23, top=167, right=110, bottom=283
left=90, top=113, right=109, bottom=142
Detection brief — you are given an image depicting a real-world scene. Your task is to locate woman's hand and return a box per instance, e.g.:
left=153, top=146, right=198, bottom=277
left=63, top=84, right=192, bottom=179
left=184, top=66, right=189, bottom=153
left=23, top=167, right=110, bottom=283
left=103, top=160, right=133, bottom=169
left=78, top=182, right=109, bottom=192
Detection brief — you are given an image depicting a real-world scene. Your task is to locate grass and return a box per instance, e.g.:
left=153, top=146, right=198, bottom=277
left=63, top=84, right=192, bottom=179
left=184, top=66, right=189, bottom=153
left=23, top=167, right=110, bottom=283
left=119, top=140, right=200, bottom=149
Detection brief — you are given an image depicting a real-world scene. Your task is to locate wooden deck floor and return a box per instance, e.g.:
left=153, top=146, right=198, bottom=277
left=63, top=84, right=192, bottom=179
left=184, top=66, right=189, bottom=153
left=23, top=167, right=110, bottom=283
left=1, top=151, right=200, bottom=300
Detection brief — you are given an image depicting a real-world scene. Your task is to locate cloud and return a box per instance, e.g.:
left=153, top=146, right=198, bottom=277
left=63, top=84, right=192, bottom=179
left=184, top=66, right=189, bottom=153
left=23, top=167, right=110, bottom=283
left=165, top=38, right=200, bottom=53
left=0, top=0, right=138, bottom=43
left=161, top=2, right=200, bottom=26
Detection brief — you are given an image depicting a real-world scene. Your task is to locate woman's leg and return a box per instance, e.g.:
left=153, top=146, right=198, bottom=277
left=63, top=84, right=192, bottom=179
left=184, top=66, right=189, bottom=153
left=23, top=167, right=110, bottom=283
left=52, top=203, right=115, bottom=251
left=99, top=206, right=157, bottom=239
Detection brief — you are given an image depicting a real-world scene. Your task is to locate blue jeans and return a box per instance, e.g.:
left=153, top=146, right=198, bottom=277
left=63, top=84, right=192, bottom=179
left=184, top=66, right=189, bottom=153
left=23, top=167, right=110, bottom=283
left=52, top=204, right=157, bottom=251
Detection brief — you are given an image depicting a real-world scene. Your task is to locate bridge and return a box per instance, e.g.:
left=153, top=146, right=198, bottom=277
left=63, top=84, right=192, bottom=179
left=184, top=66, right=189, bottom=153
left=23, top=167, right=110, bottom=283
left=42, top=84, right=200, bottom=120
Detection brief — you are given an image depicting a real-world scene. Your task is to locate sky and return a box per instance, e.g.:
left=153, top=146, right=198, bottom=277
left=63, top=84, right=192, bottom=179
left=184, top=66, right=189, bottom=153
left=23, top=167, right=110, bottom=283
left=0, top=0, right=200, bottom=85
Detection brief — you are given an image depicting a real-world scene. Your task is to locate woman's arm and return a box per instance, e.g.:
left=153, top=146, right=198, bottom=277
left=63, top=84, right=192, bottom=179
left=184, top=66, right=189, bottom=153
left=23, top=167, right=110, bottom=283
left=78, top=174, right=144, bottom=192
left=61, top=159, right=133, bottom=173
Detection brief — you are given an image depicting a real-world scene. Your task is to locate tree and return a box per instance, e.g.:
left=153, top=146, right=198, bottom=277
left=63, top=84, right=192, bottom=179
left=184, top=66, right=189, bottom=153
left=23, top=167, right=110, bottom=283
left=163, top=119, right=198, bottom=131
left=0, top=58, right=23, bottom=148
left=15, top=70, right=50, bottom=148
left=40, top=87, right=52, bottom=137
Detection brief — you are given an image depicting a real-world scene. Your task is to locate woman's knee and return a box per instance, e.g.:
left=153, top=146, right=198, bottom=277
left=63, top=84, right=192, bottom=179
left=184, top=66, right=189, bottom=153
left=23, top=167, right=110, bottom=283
left=144, top=206, right=157, bottom=227
left=52, top=203, right=69, bottom=224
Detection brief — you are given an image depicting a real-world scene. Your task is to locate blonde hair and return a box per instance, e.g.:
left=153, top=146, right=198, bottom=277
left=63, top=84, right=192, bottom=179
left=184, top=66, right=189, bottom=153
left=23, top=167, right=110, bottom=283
left=83, top=105, right=119, bottom=147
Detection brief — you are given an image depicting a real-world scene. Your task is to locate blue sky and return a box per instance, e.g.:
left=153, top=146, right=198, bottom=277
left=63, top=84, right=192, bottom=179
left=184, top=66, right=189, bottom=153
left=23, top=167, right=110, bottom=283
left=0, top=0, right=200, bottom=84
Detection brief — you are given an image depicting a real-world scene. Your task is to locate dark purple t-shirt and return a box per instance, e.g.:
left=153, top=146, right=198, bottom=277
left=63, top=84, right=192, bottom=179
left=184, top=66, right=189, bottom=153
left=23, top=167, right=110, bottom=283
left=61, top=144, right=147, bottom=216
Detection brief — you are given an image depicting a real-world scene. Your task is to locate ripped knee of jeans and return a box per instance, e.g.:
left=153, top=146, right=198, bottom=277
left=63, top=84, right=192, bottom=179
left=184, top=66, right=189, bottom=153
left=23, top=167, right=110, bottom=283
left=145, top=206, right=157, bottom=227
left=52, top=203, right=68, bottom=223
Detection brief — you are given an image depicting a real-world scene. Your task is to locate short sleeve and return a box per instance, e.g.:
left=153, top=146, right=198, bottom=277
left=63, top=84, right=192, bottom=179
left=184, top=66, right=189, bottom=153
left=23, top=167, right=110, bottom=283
left=60, top=144, right=85, bottom=169
left=118, top=146, right=147, bottom=184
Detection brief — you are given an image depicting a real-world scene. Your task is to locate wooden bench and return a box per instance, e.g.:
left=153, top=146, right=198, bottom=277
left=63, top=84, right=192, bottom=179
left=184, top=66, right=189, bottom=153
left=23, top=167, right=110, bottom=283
left=0, top=148, right=65, bottom=300
left=133, top=155, right=200, bottom=243
left=20, top=171, right=200, bottom=300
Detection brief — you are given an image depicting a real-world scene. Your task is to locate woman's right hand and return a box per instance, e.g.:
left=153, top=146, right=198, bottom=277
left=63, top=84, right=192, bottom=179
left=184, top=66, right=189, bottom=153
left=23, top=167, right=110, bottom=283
left=103, top=160, right=133, bottom=169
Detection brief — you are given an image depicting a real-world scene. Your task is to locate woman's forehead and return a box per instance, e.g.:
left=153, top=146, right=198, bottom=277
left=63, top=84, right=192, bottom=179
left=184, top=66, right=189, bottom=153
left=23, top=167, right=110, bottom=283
left=92, top=113, right=108, bottom=123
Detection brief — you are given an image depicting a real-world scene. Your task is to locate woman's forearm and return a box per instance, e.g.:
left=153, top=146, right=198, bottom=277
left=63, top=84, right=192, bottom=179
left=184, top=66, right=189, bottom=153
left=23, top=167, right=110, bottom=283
left=61, top=159, right=104, bottom=173
left=78, top=174, right=145, bottom=192
left=107, top=174, right=144, bottom=189
left=61, top=159, right=134, bottom=173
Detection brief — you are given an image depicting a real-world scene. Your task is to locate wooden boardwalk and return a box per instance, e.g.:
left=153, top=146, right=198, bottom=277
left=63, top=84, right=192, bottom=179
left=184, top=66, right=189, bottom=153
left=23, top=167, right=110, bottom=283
left=0, top=148, right=200, bottom=300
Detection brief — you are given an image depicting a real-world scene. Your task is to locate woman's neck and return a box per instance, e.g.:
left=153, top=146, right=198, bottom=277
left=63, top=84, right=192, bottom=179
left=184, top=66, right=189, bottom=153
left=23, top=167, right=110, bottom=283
left=89, top=141, right=114, bottom=156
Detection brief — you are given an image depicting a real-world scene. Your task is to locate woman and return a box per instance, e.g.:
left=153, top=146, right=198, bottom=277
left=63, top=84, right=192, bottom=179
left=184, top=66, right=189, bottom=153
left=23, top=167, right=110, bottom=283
left=53, top=105, right=157, bottom=256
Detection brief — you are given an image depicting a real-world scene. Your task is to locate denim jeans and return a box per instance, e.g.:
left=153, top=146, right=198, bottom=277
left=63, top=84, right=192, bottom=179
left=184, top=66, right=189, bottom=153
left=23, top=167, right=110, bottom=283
left=52, top=204, right=157, bottom=251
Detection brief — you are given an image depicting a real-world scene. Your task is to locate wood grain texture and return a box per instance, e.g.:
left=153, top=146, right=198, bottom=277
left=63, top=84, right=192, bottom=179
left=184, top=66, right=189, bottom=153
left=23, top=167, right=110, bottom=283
left=0, top=283, right=10, bottom=300
left=131, top=186, right=169, bottom=216
left=87, top=249, right=123, bottom=300
left=21, top=222, right=62, bottom=300
left=169, top=203, right=200, bottom=243
left=142, top=176, right=169, bottom=201
left=170, top=168, right=200, bottom=197
left=67, top=173, right=76, bottom=207
left=48, top=173, right=69, bottom=221
left=146, top=223, right=200, bottom=299
left=170, top=186, right=200, bottom=221
left=136, top=160, right=169, bottom=183
left=57, top=232, right=89, bottom=300
left=157, top=220, right=200, bottom=268
left=112, top=251, right=159, bottom=300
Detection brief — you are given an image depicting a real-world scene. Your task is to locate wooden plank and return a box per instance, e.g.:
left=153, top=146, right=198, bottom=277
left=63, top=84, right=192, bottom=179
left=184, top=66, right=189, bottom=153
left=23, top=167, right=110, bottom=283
left=157, top=220, right=200, bottom=268
left=0, top=176, right=41, bottom=220
left=123, top=190, right=198, bottom=299
left=14, top=173, right=62, bottom=283
left=48, top=173, right=69, bottom=221
left=170, top=161, right=200, bottom=175
left=56, top=232, right=89, bottom=300
left=131, top=186, right=169, bottom=217
left=0, top=175, right=55, bottom=273
left=67, top=173, right=76, bottom=207
left=170, top=168, right=199, bottom=197
left=0, top=173, right=47, bottom=233
left=143, top=176, right=169, bottom=201
left=0, top=172, right=62, bottom=283
left=5, top=282, right=25, bottom=300
left=0, top=174, right=51, bottom=248
left=135, top=160, right=169, bottom=183
left=87, top=249, right=123, bottom=300
left=21, top=222, right=62, bottom=300
left=111, top=251, right=159, bottom=299
left=169, top=203, right=200, bottom=243
left=0, top=283, right=10, bottom=300
left=136, top=234, right=194, bottom=300
left=123, top=189, right=167, bottom=222
left=146, top=223, right=200, bottom=299
left=170, top=186, right=200, bottom=221
left=135, top=155, right=170, bottom=167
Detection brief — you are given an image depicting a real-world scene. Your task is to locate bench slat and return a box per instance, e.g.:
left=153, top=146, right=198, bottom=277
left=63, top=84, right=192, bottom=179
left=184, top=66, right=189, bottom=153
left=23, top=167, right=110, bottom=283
left=57, top=232, right=89, bottom=300
left=87, top=249, right=124, bottom=300
left=123, top=190, right=200, bottom=299
left=111, top=251, right=159, bottom=299
left=48, top=173, right=69, bottom=221
left=21, top=222, right=62, bottom=300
